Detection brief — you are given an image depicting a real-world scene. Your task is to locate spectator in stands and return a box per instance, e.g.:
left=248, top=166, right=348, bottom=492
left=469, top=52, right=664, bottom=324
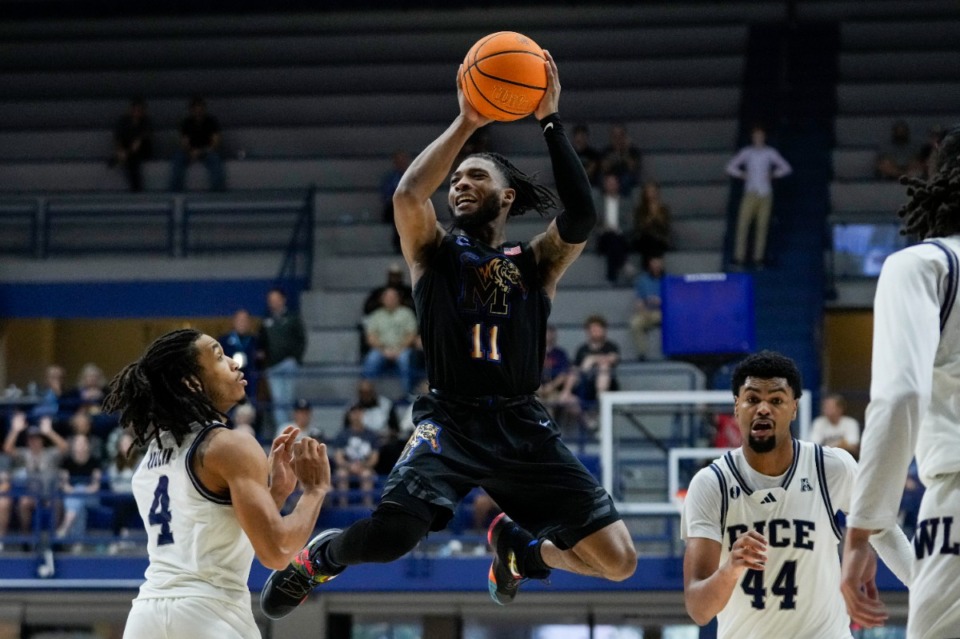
left=168, top=96, right=226, bottom=192
left=726, top=124, right=792, bottom=269
left=536, top=324, right=581, bottom=432
left=593, top=172, right=635, bottom=285
left=3, top=414, right=67, bottom=543
left=380, top=150, right=412, bottom=254
left=0, top=463, right=10, bottom=550
left=30, top=364, right=66, bottom=421
left=60, top=362, right=107, bottom=417
left=373, top=422, right=405, bottom=477
left=110, top=97, right=153, bottom=192
left=218, top=308, right=260, bottom=403
left=631, top=180, right=672, bottom=262
left=105, top=429, right=143, bottom=553
left=362, top=286, right=420, bottom=395
left=360, top=263, right=415, bottom=357
left=629, top=255, right=665, bottom=361
left=67, top=408, right=104, bottom=463
left=572, top=315, right=621, bottom=427
left=572, top=123, right=602, bottom=187
left=809, top=393, right=860, bottom=458
left=258, top=287, right=307, bottom=432
left=354, top=379, right=398, bottom=434
left=600, top=123, right=642, bottom=197
left=332, top=404, right=380, bottom=508
left=55, top=433, right=102, bottom=544
left=230, top=403, right=260, bottom=441
left=875, top=119, right=924, bottom=181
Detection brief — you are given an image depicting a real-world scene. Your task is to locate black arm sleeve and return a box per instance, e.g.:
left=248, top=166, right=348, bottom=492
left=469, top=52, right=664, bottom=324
left=540, top=113, right=597, bottom=244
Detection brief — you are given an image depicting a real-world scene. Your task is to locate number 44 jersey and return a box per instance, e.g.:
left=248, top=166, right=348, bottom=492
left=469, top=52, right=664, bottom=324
left=682, top=440, right=858, bottom=639
left=132, top=423, right=256, bottom=607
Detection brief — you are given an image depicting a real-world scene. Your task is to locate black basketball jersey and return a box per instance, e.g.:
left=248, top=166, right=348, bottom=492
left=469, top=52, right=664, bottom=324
left=414, top=233, right=550, bottom=396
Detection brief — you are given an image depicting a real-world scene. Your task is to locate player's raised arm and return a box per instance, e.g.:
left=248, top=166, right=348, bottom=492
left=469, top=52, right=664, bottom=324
left=529, top=51, right=597, bottom=298
left=393, top=70, right=492, bottom=280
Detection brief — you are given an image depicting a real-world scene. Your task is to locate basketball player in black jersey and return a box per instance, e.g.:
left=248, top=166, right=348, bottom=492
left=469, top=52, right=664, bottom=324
left=260, top=50, right=637, bottom=619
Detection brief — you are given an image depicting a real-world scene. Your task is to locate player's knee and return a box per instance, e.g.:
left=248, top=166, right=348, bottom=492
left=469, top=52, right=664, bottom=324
left=601, top=543, right=638, bottom=582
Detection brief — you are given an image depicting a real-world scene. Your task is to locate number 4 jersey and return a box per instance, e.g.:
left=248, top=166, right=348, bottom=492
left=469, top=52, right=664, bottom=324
left=132, top=423, right=256, bottom=607
left=681, top=440, right=858, bottom=639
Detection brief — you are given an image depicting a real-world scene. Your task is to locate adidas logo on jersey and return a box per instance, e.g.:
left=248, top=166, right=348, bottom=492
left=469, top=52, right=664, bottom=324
left=761, top=492, right=777, bottom=504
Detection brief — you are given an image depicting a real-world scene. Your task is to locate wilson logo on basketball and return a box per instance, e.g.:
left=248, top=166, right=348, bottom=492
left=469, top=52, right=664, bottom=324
left=491, top=86, right=531, bottom=110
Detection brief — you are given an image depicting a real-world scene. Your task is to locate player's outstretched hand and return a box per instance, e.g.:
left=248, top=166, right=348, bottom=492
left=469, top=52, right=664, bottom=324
left=456, top=66, right=492, bottom=128
left=725, top=530, right=767, bottom=578
left=268, top=425, right=300, bottom=501
left=841, top=529, right=889, bottom=628
left=292, top=438, right=331, bottom=495
left=534, top=50, right=560, bottom=121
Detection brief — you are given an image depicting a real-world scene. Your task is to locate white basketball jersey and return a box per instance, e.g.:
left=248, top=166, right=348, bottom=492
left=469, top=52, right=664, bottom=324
left=132, top=423, right=255, bottom=606
left=682, top=440, right=853, bottom=639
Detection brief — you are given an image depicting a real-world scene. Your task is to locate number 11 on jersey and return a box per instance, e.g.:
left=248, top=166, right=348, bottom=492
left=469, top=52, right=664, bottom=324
left=470, top=322, right=501, bottom=362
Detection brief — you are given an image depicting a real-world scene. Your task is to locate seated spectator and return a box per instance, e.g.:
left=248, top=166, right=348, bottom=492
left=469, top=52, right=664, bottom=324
left=629, top=255, right=665, bottom=361
left=593, top=172, right=635, bottom=285
left=809, top=393, right=860, bottom=457
left=396, top=378, right=431, bottom=435
left=373, top=423, right=405, bottom=476
left=218, top=309, right=260, bottom=403
left=360, top=263, right=415, bottom=357
left=105, top=429, right=143, bottom=552
left=332, top=405, right=380, bottom=508
left=280, top=398, right=314, bottom=441
left=572, top=123, right=602, bottom=187
left=169, top=96, right=226, bottom=192
left=572, top=315, right=621, bottom=426
left=110, top=97, right=153, bottom=192
left=55, top=434, right=102, bottom=544
left=230, top=403, right=259, bottom=440
left=0, top=462, right=11, bottom=550
left=3, top=413, right=68, bottom=542
left=917, top=124, right=945, bottom=180
left=875, top=119, right=924, bottom=181
left=355, top=379, right=399, bottom=434
left=536, top=325, right=581, bottom=432
left=362, top=286, right=421, bottom=394
left=600, top=123, right=642, bottom=197
left=631, top=180, right=672, bottom=262
left=66, top=408, right=105, bottom=463
left=30, top=364, right=66, bottom=422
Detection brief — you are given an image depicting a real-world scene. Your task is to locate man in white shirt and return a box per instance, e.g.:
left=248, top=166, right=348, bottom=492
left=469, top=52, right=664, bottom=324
left=810, top=394, right=860, bottom=457
left=726, top=125, right=792, bottom=268
left=842, top=125, right=960, bottom=638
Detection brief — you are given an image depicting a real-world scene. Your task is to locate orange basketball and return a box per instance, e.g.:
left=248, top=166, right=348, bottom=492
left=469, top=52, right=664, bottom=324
left=460, top=31, right=547, bottom=122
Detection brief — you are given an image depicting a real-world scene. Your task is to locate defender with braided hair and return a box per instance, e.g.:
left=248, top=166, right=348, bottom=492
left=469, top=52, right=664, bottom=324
left=261, top=50, right=636, bottom=620
left=842, top=126, right=960, bottom=638
left=106, top=329, right=331, bottom=639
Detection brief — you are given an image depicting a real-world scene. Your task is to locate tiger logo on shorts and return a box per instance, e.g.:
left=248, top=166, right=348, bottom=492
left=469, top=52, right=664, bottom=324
left=397, top=421, right=443, bottom=464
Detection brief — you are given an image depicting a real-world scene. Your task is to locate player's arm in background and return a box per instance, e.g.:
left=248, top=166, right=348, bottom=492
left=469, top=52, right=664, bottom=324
left=842, top=248, right=942, bottom=626
left=393, top=71, right=492, bottom=285
left=197, top=427, right=330, bottom=570
left=530, top=51, right=597, bottom=300
left=681, top=468, right=768, bottom=626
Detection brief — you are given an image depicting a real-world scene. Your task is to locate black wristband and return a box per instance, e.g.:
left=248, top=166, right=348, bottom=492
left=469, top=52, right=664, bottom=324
left=538, top=112, right=563, bottom=134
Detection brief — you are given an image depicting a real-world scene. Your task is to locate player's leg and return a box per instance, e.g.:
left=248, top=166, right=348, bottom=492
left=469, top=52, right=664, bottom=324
left=539, top=519, right=636, bottom=580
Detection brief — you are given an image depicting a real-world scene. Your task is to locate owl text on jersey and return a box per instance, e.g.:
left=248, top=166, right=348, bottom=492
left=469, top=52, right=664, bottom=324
left=914, top=516, right=960, bottom=559
left=147, top=447, right=173, bottom=469
left=726, top=519, right=816, bottom=551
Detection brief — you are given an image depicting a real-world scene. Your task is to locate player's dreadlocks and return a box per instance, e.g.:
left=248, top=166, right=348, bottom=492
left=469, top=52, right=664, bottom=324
left=477, top=151, right=559, bottom=216
left=899, top=125, right=960, bottom=239
left=103, top=328, right=224, bottom=449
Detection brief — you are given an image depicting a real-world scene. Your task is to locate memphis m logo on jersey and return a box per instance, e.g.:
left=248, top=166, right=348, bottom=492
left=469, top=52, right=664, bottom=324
left=459, top=253, right=527, bottom=315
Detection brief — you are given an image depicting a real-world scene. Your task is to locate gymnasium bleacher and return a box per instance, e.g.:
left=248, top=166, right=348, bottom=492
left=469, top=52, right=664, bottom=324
left=4, top=0, right=960, bottom=635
